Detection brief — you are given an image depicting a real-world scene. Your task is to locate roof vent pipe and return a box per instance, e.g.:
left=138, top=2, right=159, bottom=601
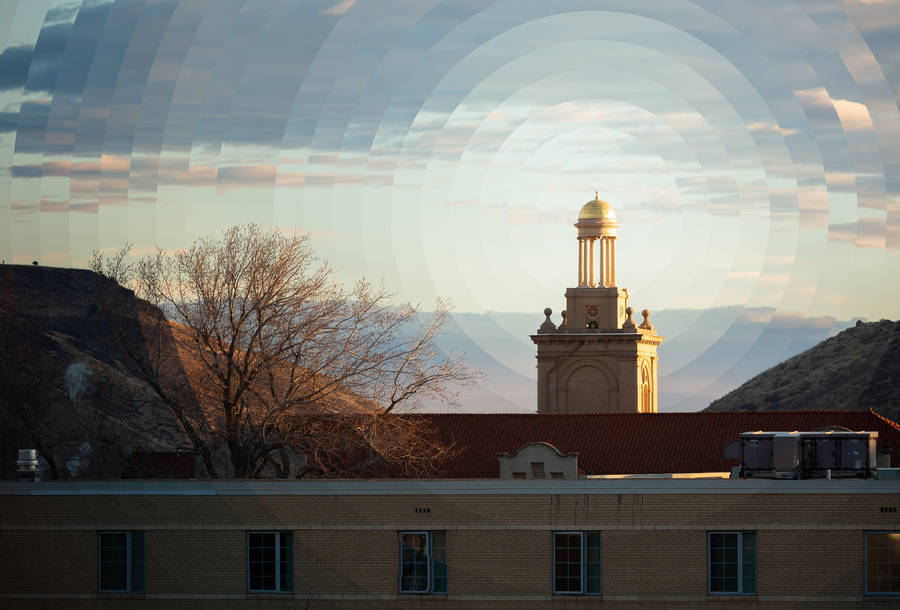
left=16, top=449, right=40, bottom=482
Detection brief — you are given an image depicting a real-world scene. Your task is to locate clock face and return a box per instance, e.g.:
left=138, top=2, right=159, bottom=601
left=586, top=304, right=600, bottom=320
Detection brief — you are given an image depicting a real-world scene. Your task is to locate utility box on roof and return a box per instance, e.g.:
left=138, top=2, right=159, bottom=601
left=723, top=431, right=878, bottom=479
left=773, top=435, right=800, bottom=476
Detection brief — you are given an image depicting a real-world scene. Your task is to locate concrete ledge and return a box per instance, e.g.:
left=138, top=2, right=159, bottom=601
left=2, top=477, right=899, bottom=496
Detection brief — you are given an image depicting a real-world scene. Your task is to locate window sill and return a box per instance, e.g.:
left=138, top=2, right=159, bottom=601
left=706, top=594, right=757, bottom=600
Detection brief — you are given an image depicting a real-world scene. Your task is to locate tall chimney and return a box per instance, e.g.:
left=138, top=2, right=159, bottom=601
left=16, top=449, right=40, bottom=482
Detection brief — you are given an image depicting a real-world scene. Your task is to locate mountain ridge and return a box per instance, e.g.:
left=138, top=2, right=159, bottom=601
left=705, top=318, right=900, bottom=421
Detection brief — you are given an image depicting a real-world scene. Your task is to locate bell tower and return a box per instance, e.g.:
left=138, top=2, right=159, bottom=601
left=531, top=194, right=663, bottom=414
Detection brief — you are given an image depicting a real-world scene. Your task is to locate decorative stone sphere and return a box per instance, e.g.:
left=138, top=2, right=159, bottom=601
left=625, top=306, right=633, bottom=315
left=543, top=307, right=552, bottom=317
left=642, top=309, right=650, bottom=317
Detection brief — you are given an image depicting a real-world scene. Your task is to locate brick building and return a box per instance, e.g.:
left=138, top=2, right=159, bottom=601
left=2, top=475, right=899, bottom=608
left=3, top=411, right=900, bottom=607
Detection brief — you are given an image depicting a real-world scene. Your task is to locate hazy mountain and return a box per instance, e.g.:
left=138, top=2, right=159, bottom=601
left=427, top=307, right=861, bottom=413
left=705, top=319, right=900, bottom=421
left=1, top=264, right=872, bottom=425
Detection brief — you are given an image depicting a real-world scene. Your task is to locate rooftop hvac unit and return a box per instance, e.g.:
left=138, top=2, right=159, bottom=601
left=16, top=449, right=40, bottom=482
left=722, top=431, right=878, bottom=479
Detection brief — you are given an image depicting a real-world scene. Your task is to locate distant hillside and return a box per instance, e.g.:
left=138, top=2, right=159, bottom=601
left=0, top=264, right=384, bottom=479
left=706, top=319, right=900, bottom=421
left=0, top=264, right=190, bottom=478
left=433, top=307, right=860, bottom=413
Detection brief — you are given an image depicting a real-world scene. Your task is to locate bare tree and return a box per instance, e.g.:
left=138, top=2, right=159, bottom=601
left=88, top=243, right=134, bottom=286
left=127, top=225, right=475, bottom=478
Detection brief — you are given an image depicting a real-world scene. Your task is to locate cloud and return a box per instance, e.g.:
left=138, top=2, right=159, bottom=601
left=825, top=172, right=856, bottom=190
left=446, top=199, right=477, bottom=208
left=727, top=270, right=761, bottom=280
left=794, top=87, right=873, bottom=131
left=8, top=155, right=367, bottom=194
left=485, top=109, right=510, bottom=122
left=746, top=121, right=799, bottom=136
left=217, top=164, right=277, bottom=186
left=794, top=87, right=833, bottom=107
left=0, top=2, right=114, bottom=94
left=828, top=217, right=886, bottom=249
left=832, top=99, right=873, bottom=131
left=0, top=111, right=17, bottom=132
left=0, top=45, right=33, bottom=91
left=658, top=112, right=708, bottom=131
left=44, top=5, right=81, bottom=24
left=11, top=155, right=131, bottom=179
left=4, top=101, right=50, bottom=151
left=319, top=0, right=356, bottom=16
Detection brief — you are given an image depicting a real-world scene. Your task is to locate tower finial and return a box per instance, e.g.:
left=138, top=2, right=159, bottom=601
left=594, top=190, right=599, bottom=200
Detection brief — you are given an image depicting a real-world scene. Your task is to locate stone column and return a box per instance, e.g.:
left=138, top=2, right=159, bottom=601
left=610, top=237, right=616, bottom=286
left=604, top=238, right=610, bottom=287
left=599, top=237, right=606, bottom=287
left=589, top=238, right=595, bottom=287
left=578, top=237, right=584, bottom=286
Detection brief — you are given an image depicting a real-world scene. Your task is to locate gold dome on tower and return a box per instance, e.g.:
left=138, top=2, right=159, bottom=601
left=578, top=192, right=616, bottom=222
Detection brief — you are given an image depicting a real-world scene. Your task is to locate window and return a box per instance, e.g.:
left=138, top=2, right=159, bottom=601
left=553, top=531, right=601, bottom=595
left=98, top=531, right=144, bottom=593
left=866, top=532, right=900, bottom=594
left=398, top=531, right=446, bottom=594
left=247, top=531, right=292, bottom=593
left=640, top=364, right=651, bottom=413
left=708, top=531, right=756, bottom=595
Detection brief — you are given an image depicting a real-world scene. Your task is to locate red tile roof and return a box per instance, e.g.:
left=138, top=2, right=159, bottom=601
left=420, top=410, right=900, bottom=478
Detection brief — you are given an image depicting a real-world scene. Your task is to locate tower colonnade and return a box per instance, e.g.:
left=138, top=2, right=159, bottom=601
left=577, top=235, right=616, bottom=287
left=575, top=192, right=619, bottom=289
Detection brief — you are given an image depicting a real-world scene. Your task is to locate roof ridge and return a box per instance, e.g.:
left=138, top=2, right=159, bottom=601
left=868, top=407, right=900, bottom=433
left=421, top=410, right=875, bottom=417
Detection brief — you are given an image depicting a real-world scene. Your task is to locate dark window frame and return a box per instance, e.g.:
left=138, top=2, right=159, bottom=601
left=246, top=531, right=293, bottom=594
left=865, top=531, right=900, bottom=595
left=97, top=531, right=144, bottom=593
left=398, top=530, right=447, bottom=594
left=552, top=531, right=602, bottom=595
left=707, top=531, right=756, bottom=595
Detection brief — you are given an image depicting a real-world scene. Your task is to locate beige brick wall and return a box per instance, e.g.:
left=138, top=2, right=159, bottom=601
left=146, top=530, right=244, bottom=595
left=297, top=530, right=396, bottom=595
left=604, top=530, right=707, bottom=596
left=2, top=489, right=899, bottom=607
left=0, top=530, right=95, bottom=595
left=449, top=530, right=549, bottom=596
left=757, top=529, right=862, bottom=597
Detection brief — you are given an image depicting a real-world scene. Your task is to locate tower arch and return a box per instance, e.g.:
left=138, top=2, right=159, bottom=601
left=560, top=361, right=618, bottom=413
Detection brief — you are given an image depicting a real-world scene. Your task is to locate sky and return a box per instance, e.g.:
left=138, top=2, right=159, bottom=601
left=1, top=0, right=898, bottom=410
